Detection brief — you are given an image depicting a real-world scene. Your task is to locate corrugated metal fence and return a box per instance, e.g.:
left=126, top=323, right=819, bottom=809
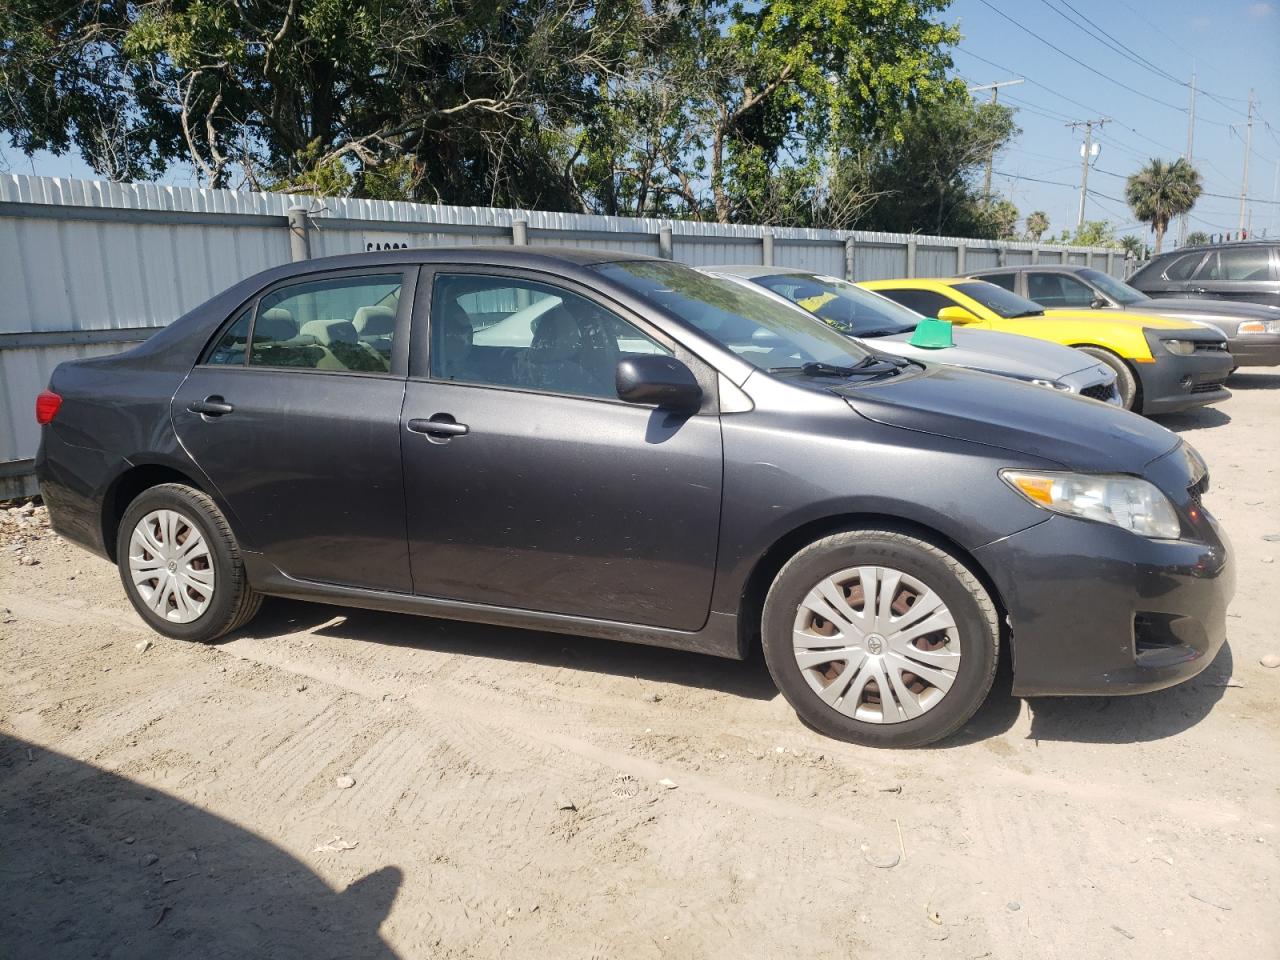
left=0, top=173, right=1128, bottom=497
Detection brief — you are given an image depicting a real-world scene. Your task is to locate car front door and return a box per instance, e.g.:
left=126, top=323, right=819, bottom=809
left=399, top=268, right=723, bottom=631
left=172, top=268, right=415, bottom=592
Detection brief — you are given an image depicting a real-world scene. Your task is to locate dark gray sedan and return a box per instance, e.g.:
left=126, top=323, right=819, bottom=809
left=34, top=248, right=1233, bottom=747
left=969, top=263, right=1280, bottom=367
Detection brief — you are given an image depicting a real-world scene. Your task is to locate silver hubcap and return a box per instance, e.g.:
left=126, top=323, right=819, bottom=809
left=128, top=509, right=215, bottom=623
left=792, top=565, right=960, bottom=724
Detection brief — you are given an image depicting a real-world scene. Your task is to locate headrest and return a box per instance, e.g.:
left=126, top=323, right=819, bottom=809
left=353, top=305, right=396, bottom=336
left=300, top=318, right=358, bottom=346
left=256, top=307, right=297, bottom=342
left=528, top=306, right=581, bottom=362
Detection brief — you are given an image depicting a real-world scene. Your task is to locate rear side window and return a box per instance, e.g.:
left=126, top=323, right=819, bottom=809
left=876, top=288, right=956, bottom=317
left=1164, top=252, right=1205, bottom=281
left=251, top=275, right=401, bottom=373
left=979, top=273, right=1016, bottom=292
left=205, top=309, right=252, bottom=365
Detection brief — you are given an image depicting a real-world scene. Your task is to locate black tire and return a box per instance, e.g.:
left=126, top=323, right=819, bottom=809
left=116, top=483, right=262, bottom=642
left=761, top=529, right=999, bottom=748
left=1075, top=345, right=1139, bottom=411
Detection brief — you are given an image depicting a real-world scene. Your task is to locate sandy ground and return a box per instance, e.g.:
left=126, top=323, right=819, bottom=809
left=2, top=371, right=1278, bottom=960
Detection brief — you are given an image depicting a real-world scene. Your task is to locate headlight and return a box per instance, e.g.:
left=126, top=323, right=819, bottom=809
left=1001, top=470, right=1182, bottom=539
left=1162, top=339, right=1197, bottom=356
left=1238, top=319, right=1279, bottom=334
left=1030, top=378, right=1073, bottom=392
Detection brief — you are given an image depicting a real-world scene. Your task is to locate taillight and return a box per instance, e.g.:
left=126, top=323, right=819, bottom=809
left=36, top=389, right=62, bottom=425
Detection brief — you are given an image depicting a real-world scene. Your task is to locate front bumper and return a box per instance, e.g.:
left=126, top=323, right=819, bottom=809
left=1135, top=349, right=1234, bottom=414
left=1226, top=332, right=1280, bottom=367
left=974, top=453, right=1233, bottom=696
left=1060, top=364, right=1121, bottom=404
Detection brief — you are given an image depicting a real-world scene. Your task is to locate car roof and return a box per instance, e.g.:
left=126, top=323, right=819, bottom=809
left=969, top=264, right=1097, bottom=275
left=278, top=246, right=659, bottom=273
left=861, top=277, right=971, bottom=287
left=1155, top=240, right=1278, bottom=256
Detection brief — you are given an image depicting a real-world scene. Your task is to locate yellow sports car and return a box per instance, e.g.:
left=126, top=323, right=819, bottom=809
left=859, top=277, right=1233, bottom=414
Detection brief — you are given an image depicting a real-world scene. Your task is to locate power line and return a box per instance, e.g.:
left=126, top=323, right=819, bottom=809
left=973, top=0, right=1189, bottom=112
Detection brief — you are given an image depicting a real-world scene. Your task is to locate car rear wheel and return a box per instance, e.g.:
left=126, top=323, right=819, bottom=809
left=761, top=530, right=999, bottom=748
left=1075, top=346, right=1139, bottom=410
left=116, top=483, right=262, bottom=642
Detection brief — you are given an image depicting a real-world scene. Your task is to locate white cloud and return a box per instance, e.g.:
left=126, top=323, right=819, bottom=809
left=1247, top=2, right=1274, bottom=17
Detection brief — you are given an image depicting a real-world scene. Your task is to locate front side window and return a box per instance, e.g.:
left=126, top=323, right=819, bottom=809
left=1202, top=247, right=1276, bottom=282
left=951, top=282, right=1045, bottom=319
left=429, top=275, right=669, bottom=400
left=250, top=275, right=401, bottom=373
left=876, top=287, right=960, bottom=318
left=1079, top=268, right=1148, bottom=304
left=205, top=309, right=252, bottom=364
left=592, top=260, right=873, bottom=371
left=751, top=273, right=919, bottom=336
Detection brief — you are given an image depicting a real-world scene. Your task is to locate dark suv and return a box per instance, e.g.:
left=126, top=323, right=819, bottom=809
left=1127, top=241, right=1280, bottom=308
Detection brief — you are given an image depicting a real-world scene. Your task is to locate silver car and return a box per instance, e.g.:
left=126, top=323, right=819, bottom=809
left=700, top=266, right=1121, bottom=404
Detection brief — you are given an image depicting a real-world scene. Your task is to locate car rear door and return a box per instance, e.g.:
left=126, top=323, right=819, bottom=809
left=399, top=266, right=723, bottom=631
left=1193, top=246, right=1280, bottom=306
left=172, top=267, right=416, bottom=592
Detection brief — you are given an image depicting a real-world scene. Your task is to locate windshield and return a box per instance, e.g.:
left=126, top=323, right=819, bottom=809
left=592, top=260, right=873, bottom=371
left=952, top=282, right=1045, bottom=319
left=1079, top=268, right=1149, bottom=305
left=750, top=273, right=919, bottom=337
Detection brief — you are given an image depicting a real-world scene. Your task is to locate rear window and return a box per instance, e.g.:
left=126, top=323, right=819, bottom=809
left=977, top=273, right=1016, bottom=292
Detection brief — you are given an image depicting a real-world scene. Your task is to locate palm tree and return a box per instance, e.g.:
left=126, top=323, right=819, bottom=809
left=1125, top=158, right=1203, bottom=255
left=1025, top=210, right=1049, bottom=242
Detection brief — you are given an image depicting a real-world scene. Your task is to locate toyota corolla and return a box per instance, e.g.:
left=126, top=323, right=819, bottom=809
left=35, top=249, right=1233, bottom=747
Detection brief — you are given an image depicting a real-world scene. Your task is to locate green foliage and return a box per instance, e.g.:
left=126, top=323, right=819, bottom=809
left=1125, top=158, right=1203, bottom=254
left=1025, top=210, right=1049, bottom=242
left=1055, top=220, right=1120, bottom=248
left=1186, top=230, right=1210, bottom=246
left=1119, top=235, right=1148, bottom=259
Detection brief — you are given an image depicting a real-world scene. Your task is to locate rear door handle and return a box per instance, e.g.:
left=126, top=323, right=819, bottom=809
left=408, top=416, right=469, bottom=438
left=189, top=396, right=235, bottom=417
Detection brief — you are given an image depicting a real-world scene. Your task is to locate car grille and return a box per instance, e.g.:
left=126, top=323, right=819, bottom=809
left=1195, top=341, right=1228, bottom=353
left=1081, top=382, right=1119, bottom=402
left=1191, top=380, right=1226, bottom=394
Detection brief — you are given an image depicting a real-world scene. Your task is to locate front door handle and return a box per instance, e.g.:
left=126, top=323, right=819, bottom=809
left=189, top=396, right=235, bottom=417
left=408, top=415, right=469, bottom=439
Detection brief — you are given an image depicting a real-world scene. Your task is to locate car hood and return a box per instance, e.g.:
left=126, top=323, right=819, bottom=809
left=1119, top=297, right=1280, bottom=322
left=834, top=364, right=1179, bottom=473
left=1040, top=307, right=1209, bottom=331
left=870, top=327, right=1097, bottom=380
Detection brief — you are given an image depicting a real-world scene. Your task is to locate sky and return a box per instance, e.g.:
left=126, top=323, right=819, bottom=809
left=4, top=0, right=1278, bottom=246
left=950, top=0, right=1280, bottom=242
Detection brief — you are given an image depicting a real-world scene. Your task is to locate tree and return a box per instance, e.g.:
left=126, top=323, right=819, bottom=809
left=1118, top=235, right=1147, bottom=259
left=1186, top=230, right=1210, bottom=246
left=1025, top=210, right=1049, bottom=242
left=1125, top=158, right=1203, bottom=255
left=1057, top=219, right=1119, bottom=248
left=854, top=95, right=1019, bottom=236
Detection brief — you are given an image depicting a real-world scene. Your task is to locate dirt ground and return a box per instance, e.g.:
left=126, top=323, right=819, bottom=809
left=2, top=372, right=1278, bottom=960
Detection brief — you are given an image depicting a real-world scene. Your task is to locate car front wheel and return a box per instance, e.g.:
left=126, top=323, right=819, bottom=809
left=116, top=483, right=262, bottom=642
left=762, top=530, right=999, bottom=748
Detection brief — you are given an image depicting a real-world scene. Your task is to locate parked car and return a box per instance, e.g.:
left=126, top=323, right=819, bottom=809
left=968, top=264, right=1280, bottom=368
left=35, top=249, right=1233, bottom=748
left=1126, top=240, right=1280, bottom=308
left=860, top=277, right=1233, bottom=414
left=699, top=265, right=1120, bottom=404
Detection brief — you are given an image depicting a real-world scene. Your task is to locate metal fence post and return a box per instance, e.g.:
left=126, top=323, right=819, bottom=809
left=659, top=224, right=673, bottom=259
left=761, top=228, right=775, bottom=266
left=1031, top=247, right=1040, bottom=264
left=1106, top=251, right=1116, bottom=276
left=996, top=247, right=1007, bottom=267
left=511, top=218, right=528, bottom=245
left=906, top=237, right=917, bottom=278
left=287, top=206, right=311, bottom=261
left=844, top=235, right=856, bottom=281
left=1085, top=250, right=1094, bottom=268
left=955, top=242, right=967, bottom=275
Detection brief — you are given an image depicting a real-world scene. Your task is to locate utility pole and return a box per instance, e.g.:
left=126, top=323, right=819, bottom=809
left=1179, top=68, right=1196, bottom=245
left=1238, top=89, right=1254, bottom=233
left=1070, top=118, right=1109, bottom=229
left=969, top=79, right=1024, bottom=200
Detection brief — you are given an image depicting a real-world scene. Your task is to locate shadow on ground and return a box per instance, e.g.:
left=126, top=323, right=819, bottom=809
left=1225, top=369, right=1280, bottom=390
left=0, top=734, right=401, bottom=960
left=1153, top=406, right=1231, bottom=432
left=237, top=599, right=1230, bottom=748
left=236, top=597, right=780, bottom=701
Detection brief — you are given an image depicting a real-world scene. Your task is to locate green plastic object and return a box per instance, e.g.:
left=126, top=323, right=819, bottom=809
left=909, top=317, right=955, bottom=349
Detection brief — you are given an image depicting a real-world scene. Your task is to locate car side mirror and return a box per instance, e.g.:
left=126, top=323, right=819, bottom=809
left=616, top=355, right=702, bottom=412
left=1090, top=296, right=1107, bottom=309
left=936, top=305, right=977, bottom=324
